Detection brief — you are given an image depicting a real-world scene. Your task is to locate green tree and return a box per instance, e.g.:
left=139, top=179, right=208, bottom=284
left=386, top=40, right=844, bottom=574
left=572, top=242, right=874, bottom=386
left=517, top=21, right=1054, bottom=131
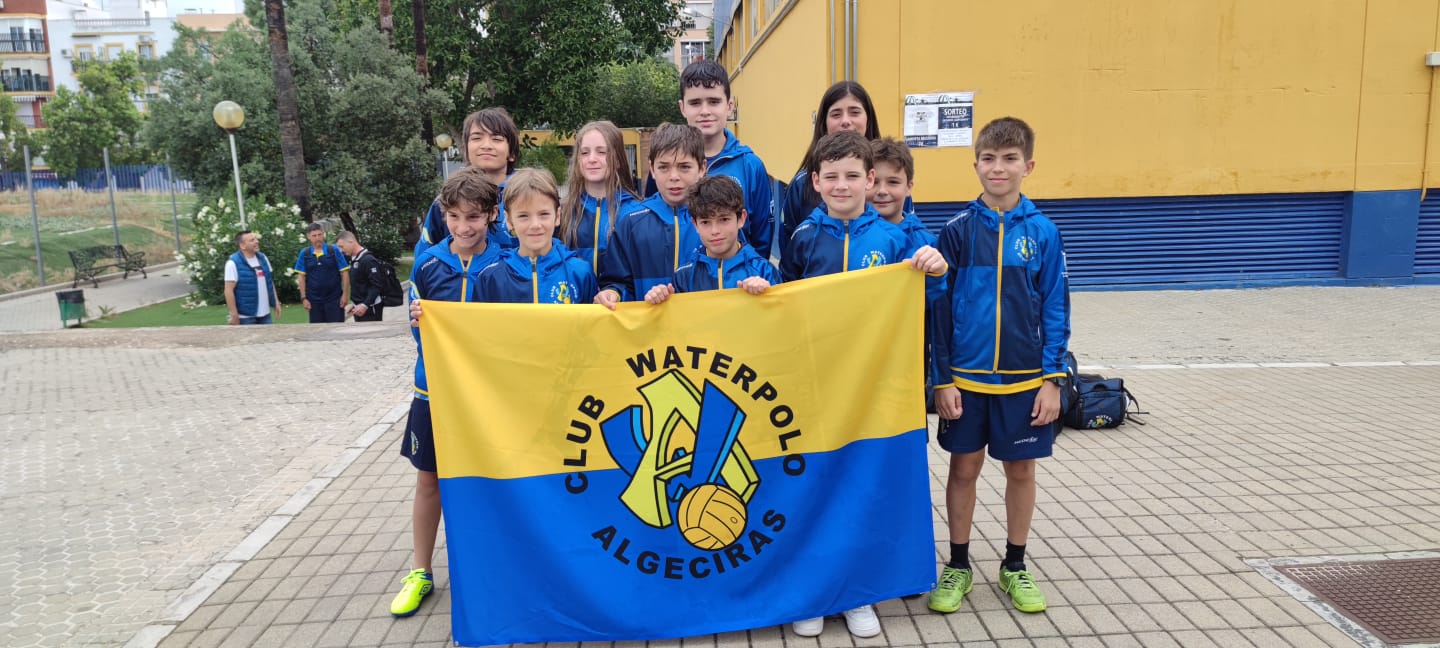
left=39, top=53, right=150, bottom=177
left=0, top=94, right=40, bottom=172
left=146, top=0, right=450, bottom=261
left=371, top=0, right=682, bottom=133
left=587, top=58, right=683, bottom=128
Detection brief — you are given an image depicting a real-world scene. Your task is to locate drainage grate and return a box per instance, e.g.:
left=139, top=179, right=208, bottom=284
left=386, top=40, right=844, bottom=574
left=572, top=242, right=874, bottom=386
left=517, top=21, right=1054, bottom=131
left=1275, top=557, right=1440, bottom=645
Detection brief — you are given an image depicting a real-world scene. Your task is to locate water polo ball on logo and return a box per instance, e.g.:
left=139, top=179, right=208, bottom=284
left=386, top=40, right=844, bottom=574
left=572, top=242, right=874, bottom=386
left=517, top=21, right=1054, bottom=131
left=678, top=483, right=748, bottom=550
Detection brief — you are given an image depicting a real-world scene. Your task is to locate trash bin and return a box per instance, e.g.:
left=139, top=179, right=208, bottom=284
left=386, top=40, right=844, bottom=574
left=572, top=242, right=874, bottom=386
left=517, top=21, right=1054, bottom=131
left=56, top=289, right=85, bottom=326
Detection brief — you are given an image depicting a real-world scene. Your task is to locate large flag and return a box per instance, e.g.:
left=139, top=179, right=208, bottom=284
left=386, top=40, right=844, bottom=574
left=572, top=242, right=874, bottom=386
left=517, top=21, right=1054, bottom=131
left=421, top=264, right=935, bottom=645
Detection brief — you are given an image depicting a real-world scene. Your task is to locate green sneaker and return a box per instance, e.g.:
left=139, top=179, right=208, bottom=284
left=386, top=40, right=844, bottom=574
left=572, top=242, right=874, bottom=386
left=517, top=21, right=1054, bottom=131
left=998, top=566, right=1047, bottom=613
left=927, top=566, right=974, bottom=613
left=390, top=569, right=433, bottom=617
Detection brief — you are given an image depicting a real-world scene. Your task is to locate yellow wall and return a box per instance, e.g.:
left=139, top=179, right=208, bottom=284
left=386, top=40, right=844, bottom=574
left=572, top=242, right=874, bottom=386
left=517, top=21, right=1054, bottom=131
left=721, top=0, right=1440, bottom=202
left=726, top=0, right=832, bottom=178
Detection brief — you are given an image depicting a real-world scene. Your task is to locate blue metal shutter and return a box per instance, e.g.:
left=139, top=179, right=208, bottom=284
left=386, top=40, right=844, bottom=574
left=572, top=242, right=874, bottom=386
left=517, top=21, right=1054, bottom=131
left=916, top=193, right=1346, bottom=288
left=1417, top=189, right=1440, bottom=275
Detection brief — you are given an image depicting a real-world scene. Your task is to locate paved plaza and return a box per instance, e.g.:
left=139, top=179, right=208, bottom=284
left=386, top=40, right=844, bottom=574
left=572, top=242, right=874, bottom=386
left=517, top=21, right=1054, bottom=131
left=0, top=265, right=194, bottom=333
left=1, top=283, right=1438, bottom=647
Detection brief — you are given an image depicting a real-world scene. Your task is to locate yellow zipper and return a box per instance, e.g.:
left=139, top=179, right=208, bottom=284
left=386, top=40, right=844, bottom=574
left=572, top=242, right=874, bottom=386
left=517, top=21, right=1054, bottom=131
left=459, top=255, right=471, bottom=301
left=531, top=256, right=539, bottom=303
left=992, top=211, right=1004, bottom=373
left=593, top=202, right=601, bottom=269
left=672, top=205, right=680, bottom=270
left=842, top=220, right=851, bottom=272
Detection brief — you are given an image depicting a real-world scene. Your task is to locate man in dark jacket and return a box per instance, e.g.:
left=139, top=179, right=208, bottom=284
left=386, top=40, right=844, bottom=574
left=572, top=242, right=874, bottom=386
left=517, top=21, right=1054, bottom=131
left=337, top=231, right=384, bottom=322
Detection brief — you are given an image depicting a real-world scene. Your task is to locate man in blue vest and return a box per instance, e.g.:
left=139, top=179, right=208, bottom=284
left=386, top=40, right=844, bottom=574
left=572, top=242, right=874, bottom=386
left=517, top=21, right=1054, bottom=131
left=293, top=223, right=351, bottom=323
left=224, top=230, right=282, bottom=325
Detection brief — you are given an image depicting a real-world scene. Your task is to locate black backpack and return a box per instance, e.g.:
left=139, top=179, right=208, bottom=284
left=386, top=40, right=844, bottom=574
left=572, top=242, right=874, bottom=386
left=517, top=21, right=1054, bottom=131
left=1059, top=352, right=1145, bottom=430
left=376, top=257, right=404, bottom=307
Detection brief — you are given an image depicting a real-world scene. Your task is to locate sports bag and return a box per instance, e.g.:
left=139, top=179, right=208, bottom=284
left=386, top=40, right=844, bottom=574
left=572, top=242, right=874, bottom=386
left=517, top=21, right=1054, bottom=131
left=1059, top=352, right=1145, bottom=430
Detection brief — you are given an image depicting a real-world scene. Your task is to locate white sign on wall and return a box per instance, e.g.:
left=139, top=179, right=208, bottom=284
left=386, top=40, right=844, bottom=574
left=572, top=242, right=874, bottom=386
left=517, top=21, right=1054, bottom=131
left=903, top=92, right=975, bottom=148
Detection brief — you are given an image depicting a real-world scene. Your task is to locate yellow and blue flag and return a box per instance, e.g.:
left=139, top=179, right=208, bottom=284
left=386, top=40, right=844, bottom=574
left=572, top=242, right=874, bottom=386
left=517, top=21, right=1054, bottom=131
left=421, top=264, right=935, bottom=645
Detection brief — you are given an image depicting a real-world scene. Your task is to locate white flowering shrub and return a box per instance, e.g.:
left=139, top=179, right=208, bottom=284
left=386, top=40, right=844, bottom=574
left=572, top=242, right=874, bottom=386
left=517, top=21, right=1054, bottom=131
left=178, top=198, right=308, bottom=306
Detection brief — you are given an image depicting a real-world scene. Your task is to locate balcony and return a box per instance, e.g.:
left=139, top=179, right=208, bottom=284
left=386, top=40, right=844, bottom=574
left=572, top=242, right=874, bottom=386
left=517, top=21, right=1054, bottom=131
left=73, top=16, right=151, bottom=33
left=0, top=39, right=47, bottom=54
left=2, top=76, right=51, bottom=92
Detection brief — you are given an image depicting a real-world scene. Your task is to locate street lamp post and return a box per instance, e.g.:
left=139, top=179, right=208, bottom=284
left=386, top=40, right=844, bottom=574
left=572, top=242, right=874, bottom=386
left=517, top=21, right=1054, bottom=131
left=212, top=100, right=248, bottom=227
left=433, top=133, right=453, bottom=179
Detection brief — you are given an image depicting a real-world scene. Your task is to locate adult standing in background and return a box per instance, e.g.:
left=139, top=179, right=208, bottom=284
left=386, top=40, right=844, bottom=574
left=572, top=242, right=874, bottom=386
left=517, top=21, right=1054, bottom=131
left=224, top=230, right=282, bottom=325
left=294, top=222, right=350, bottom=323
left=337, top=230, right=385, bottom=322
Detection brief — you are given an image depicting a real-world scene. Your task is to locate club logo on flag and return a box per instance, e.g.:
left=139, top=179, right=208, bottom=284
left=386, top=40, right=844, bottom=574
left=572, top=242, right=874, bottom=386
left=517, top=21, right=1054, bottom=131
left=601, top=369, right=759, bottom=549
left=563, top=344, right=811, bottom=581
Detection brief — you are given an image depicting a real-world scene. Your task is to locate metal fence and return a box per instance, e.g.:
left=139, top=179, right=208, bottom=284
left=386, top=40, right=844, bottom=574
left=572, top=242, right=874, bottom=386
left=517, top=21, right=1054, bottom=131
left=0, top=164, right=194, bottom=194
left=0, top=147, right=199, bottom=294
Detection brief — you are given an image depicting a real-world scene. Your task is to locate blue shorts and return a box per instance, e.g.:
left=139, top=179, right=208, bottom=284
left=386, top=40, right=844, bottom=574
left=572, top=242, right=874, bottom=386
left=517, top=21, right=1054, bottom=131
left=401, top=397, right=437, bottom=472
left=937, top=388, right=1055, bottom=461
left=308, top=297, right=345, bottom=323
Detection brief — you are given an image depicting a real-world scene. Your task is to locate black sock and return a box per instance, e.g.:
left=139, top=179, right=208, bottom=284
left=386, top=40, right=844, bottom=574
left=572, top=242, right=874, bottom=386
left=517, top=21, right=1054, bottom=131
left=947, top=542, right=970, bottom=569
left=1003, top=541, right=1026, bottom=571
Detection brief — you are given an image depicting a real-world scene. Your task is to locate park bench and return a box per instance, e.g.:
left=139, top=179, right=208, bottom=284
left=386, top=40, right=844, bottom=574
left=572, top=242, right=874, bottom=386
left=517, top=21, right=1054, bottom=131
left=67, top=245, right=147, bottom=288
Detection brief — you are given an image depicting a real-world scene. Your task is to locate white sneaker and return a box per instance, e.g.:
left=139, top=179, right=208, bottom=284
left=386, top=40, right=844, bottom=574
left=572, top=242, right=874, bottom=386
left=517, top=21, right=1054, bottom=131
left=842, top=605, right=881, bottom=638
left=791, top=616, right=824, bottom=636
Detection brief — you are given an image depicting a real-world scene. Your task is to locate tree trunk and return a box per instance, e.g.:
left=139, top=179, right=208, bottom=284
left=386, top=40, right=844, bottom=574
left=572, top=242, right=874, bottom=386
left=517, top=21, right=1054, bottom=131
left=378, top=0, right=394, bottom=47
left=265, top=0, right=312, bottom=220
left=413, top=0, right=432, bottom=145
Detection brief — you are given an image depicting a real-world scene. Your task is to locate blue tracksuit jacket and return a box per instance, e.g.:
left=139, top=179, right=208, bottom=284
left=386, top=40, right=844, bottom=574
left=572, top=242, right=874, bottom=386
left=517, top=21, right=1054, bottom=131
left=930, top=195, right=1071, bottom=395
left=568, top=189, right=643, bottom=274
left=408, top=237, right=503, bottom=399
left=597, top=194, right=701, bottom=301
left=781, top=169, right=916, bottom=254
left=474, top=241, right=598, bottom=304
left=894, top=210, right=938, bottom=252
left=780, top=206, right=913, bottom=281
left=672, top=243, right=781, bottom=293
left=645, top=130, right=773, bottom=259
left=413, top=177, right=517, bottom=259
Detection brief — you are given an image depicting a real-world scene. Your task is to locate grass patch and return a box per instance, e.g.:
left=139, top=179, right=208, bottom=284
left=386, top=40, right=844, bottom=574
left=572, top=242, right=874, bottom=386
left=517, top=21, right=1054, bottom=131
left=0, top=190, right=197, bottom=294
left=84, top=295, right=314, bottom=327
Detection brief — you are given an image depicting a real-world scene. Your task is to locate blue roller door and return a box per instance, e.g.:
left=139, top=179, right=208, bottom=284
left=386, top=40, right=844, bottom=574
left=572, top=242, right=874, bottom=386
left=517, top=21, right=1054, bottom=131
left=1417, top=189, right=1440, bottom=276
left=915, top=193, right=1347, bottom=288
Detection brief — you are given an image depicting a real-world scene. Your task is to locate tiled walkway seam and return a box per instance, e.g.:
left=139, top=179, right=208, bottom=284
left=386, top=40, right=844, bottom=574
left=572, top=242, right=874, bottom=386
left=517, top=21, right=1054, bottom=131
left=121, top=398, right=413, bottom=648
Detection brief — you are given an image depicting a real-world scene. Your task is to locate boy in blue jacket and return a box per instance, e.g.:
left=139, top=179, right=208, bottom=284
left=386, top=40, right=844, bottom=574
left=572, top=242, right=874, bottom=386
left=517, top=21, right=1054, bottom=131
left=781, top=130, right=947, bottom=639
left=414, top=107, right=520, bottom=259
left=475, top=168, right=597, bottom=304
left=644, top=174, right=779, bottom=303
left=391, top=166, right=505, bottom=619
left=650, top=60, right=773, bottom=260
left=868, top=137, right=936, bottom=252
left=927, top=117, right=1070, bottom=616
left=595, top=123, right=706, bottom=309
left=781, top=131, right=946, bottom=282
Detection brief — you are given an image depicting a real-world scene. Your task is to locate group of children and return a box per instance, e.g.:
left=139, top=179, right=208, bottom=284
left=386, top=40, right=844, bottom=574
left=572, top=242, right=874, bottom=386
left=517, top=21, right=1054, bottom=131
left=393, top=59, right=1072, bottom=641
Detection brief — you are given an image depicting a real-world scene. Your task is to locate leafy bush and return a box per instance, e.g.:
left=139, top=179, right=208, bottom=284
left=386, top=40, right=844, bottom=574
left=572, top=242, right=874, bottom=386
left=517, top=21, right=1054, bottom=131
left=517, top=139, right=569, bottom=185
left=178, top=197, right=307, bottom=306
left=352, top=210, right=406, bottom=264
